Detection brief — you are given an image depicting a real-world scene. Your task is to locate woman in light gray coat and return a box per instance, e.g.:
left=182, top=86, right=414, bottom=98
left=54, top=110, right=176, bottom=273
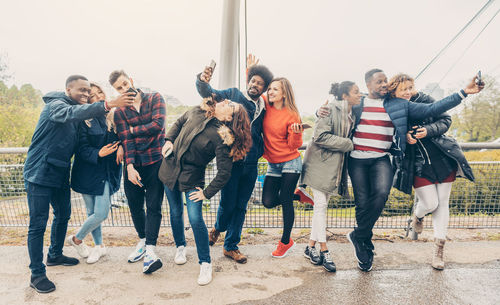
left=300, top=81, right=362, bottom=272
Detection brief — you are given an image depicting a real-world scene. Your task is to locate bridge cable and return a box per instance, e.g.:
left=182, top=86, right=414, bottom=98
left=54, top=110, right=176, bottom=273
left=429, top=6, right=500, bottom=94
left=415, top=0, right=496, bottom=80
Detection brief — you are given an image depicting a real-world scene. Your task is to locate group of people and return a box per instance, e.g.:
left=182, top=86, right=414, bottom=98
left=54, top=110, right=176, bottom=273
left=23, top=54, right=484, bottom=293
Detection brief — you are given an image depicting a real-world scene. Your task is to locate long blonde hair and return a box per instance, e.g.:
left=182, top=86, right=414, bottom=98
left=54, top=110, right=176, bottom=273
left=269, top=77, right=300, bottom=116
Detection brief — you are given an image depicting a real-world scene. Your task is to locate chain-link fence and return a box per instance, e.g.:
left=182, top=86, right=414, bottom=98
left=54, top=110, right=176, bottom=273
left=1, top=149, right=499, bottom=229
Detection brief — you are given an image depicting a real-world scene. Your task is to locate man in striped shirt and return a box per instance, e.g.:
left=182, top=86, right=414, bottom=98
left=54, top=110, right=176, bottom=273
left=346, top=69, right=392, bottom=272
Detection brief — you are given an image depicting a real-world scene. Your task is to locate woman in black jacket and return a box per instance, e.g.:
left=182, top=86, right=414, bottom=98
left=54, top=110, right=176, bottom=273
left=158, top=97, right=251, bottom=286
left=67, top=82, right=123, bottom=264
left=390, top=74, right=477, bottom=270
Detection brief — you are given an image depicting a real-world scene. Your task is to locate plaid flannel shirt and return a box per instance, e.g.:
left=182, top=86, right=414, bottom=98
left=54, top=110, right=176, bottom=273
left=114, top=90, right=166, bottom=166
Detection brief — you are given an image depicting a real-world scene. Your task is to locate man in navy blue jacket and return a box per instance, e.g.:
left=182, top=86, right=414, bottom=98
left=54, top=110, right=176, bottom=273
left=24, top=75, right=134, bottom=293
left=195, top=59, right=273, bottom=263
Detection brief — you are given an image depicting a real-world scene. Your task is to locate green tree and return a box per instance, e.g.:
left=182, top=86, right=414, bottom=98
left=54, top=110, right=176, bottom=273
left=0, top=80, right=43, bottom=147
left=451, top=75, right=500, bottom=142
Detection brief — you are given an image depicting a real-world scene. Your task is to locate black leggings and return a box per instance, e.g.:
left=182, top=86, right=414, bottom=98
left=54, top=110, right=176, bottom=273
left=262, top=173, right=300, bottom=244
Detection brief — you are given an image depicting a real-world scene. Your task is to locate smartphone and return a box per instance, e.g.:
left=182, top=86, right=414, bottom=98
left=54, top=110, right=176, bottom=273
left=137, top=180, right=144, bottom=187
left=301, top=123, right=312, bottom=129
left=126, top=87, right=138, bottom=97
left=475, top=70, right=482, bottom=85
left=209, top=60, right=216, bottom=73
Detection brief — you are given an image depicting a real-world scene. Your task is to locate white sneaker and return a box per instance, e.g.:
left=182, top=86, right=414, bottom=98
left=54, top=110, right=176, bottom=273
left=197, top=262, right=212, bottom=286
left=174, top=246, right=187, bottom=265
left=66, top=235, right=90, bottom=258
left=128, top=241, right=146, bottom=263
left=86, top=245, right=106, bottom=264
left=143, top=251, right=163, bottom=274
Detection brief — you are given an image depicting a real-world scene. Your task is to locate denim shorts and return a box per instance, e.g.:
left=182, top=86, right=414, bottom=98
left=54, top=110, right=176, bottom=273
left=266, top=156, right=302, bottom=177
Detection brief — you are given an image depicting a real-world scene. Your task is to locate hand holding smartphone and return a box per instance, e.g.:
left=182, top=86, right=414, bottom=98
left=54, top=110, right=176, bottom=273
left=208, top=60, right=216, bottom=73
left=126, top=87, right=138, bottom=97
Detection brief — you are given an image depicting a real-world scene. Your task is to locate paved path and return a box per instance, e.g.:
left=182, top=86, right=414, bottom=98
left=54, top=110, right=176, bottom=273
left=0, top=241, right=499, bottom=305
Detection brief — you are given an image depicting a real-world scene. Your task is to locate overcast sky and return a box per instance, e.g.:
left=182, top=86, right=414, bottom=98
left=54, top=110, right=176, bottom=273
left=1, top=0, right=499, bottom=114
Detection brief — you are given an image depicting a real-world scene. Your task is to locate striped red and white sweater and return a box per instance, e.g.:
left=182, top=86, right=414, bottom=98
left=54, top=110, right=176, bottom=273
left=350, top=97, right=394, bottom=159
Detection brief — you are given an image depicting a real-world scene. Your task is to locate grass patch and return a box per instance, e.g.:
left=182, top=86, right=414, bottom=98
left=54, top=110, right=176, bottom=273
left=245, top=228, right=264, bottom=235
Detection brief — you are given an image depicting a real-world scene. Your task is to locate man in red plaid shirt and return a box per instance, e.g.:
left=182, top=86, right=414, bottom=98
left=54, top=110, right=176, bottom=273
left=110, top=70, right=166, bottom=274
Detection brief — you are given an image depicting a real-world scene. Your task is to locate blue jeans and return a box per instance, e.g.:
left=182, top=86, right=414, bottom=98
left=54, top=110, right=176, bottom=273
left=26, top=181, right=71, bottom=277
left=215, top=162, right=258, bottom=251
left=75, top=182, right=111, bottom=246
left=348, top=155, right=394, bottom=241
left=164, top=186, right=210, bottom=264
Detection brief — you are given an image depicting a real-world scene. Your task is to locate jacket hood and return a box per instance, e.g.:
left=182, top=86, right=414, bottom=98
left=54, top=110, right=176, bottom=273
left=42, top=91, right=76, bottom=105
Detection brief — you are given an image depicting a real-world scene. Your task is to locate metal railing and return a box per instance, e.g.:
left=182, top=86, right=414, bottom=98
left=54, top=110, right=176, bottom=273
left=1, top=146, right=499, bottom=229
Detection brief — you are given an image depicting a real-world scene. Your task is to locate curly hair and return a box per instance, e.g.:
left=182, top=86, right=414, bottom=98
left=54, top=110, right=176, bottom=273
left=387, top=73, right=414, bottom=98
left=248, top=65, right=274, bottom=91
left=228, top=104, right=252, bottom=161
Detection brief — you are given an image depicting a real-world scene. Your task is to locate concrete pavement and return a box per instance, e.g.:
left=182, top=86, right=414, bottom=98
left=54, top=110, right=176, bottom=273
left=0, top=241, right=499, bottom=305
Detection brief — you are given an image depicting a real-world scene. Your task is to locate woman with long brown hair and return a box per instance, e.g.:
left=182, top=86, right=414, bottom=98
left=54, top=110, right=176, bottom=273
left=158, top=96, right=251, bottom=285
left=261, top=77, right=304, bottom=258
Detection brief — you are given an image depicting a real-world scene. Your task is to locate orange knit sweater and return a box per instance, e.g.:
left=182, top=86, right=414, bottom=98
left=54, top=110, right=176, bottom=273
left=262, top=101, right=303, bottom=163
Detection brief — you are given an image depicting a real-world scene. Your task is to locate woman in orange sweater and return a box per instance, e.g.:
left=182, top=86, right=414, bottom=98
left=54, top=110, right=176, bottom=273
left=262, top=77, right=303, bottom=258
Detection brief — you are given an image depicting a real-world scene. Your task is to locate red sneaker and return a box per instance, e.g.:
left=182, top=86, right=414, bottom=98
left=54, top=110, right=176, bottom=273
left=294, top=187, right=314, bottom=205
left=272, top=239, right=295, bottom=258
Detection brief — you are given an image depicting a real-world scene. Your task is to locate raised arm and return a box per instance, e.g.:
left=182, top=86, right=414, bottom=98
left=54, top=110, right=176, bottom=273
left=48, top=100, right=106, bottom=123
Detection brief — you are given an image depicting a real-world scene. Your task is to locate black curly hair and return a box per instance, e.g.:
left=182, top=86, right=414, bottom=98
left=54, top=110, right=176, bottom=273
left=248, top=65, right=274, bottom=91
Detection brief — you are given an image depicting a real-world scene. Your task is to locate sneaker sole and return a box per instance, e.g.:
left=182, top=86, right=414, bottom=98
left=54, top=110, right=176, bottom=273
left=272, top=242, right=296, bottom=258
left=30, top=283, right=56, bottom=294
left=128, top=251, right=146, bottom=263
left=346, top=232, right=363, bottom=264
left=46, top=261, right=79, bottom=266
left=143, top=260, right=163, bottom=274
left=174, top=258, right=187, bottom=265
left=357, top=262, right=373, bottom=272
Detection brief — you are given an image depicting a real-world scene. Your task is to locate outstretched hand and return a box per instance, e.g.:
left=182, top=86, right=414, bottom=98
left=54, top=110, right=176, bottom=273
left=247, top=53, right=259, bottom=68
left=108, top=92, right=135, bottom=108
left=463, top=75, right=485, bottom=95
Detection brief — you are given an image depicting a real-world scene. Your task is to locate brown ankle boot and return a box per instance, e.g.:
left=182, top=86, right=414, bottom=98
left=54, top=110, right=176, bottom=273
left=432, top=238, right=445, bottom=270
left=208, top=228, right=220, bottom=246
left=223, top=249, right=247, bottom=264
left=412, top=214, right=424, bottom=234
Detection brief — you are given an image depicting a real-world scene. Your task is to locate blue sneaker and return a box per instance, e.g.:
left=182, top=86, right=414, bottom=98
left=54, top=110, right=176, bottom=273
left=128, top=241, right=146, bottom=263
left=143, top=253, right=163, bottom=274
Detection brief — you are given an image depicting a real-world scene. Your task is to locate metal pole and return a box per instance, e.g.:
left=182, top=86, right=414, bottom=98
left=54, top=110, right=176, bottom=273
left=219, top=0, right=240, bottom=89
